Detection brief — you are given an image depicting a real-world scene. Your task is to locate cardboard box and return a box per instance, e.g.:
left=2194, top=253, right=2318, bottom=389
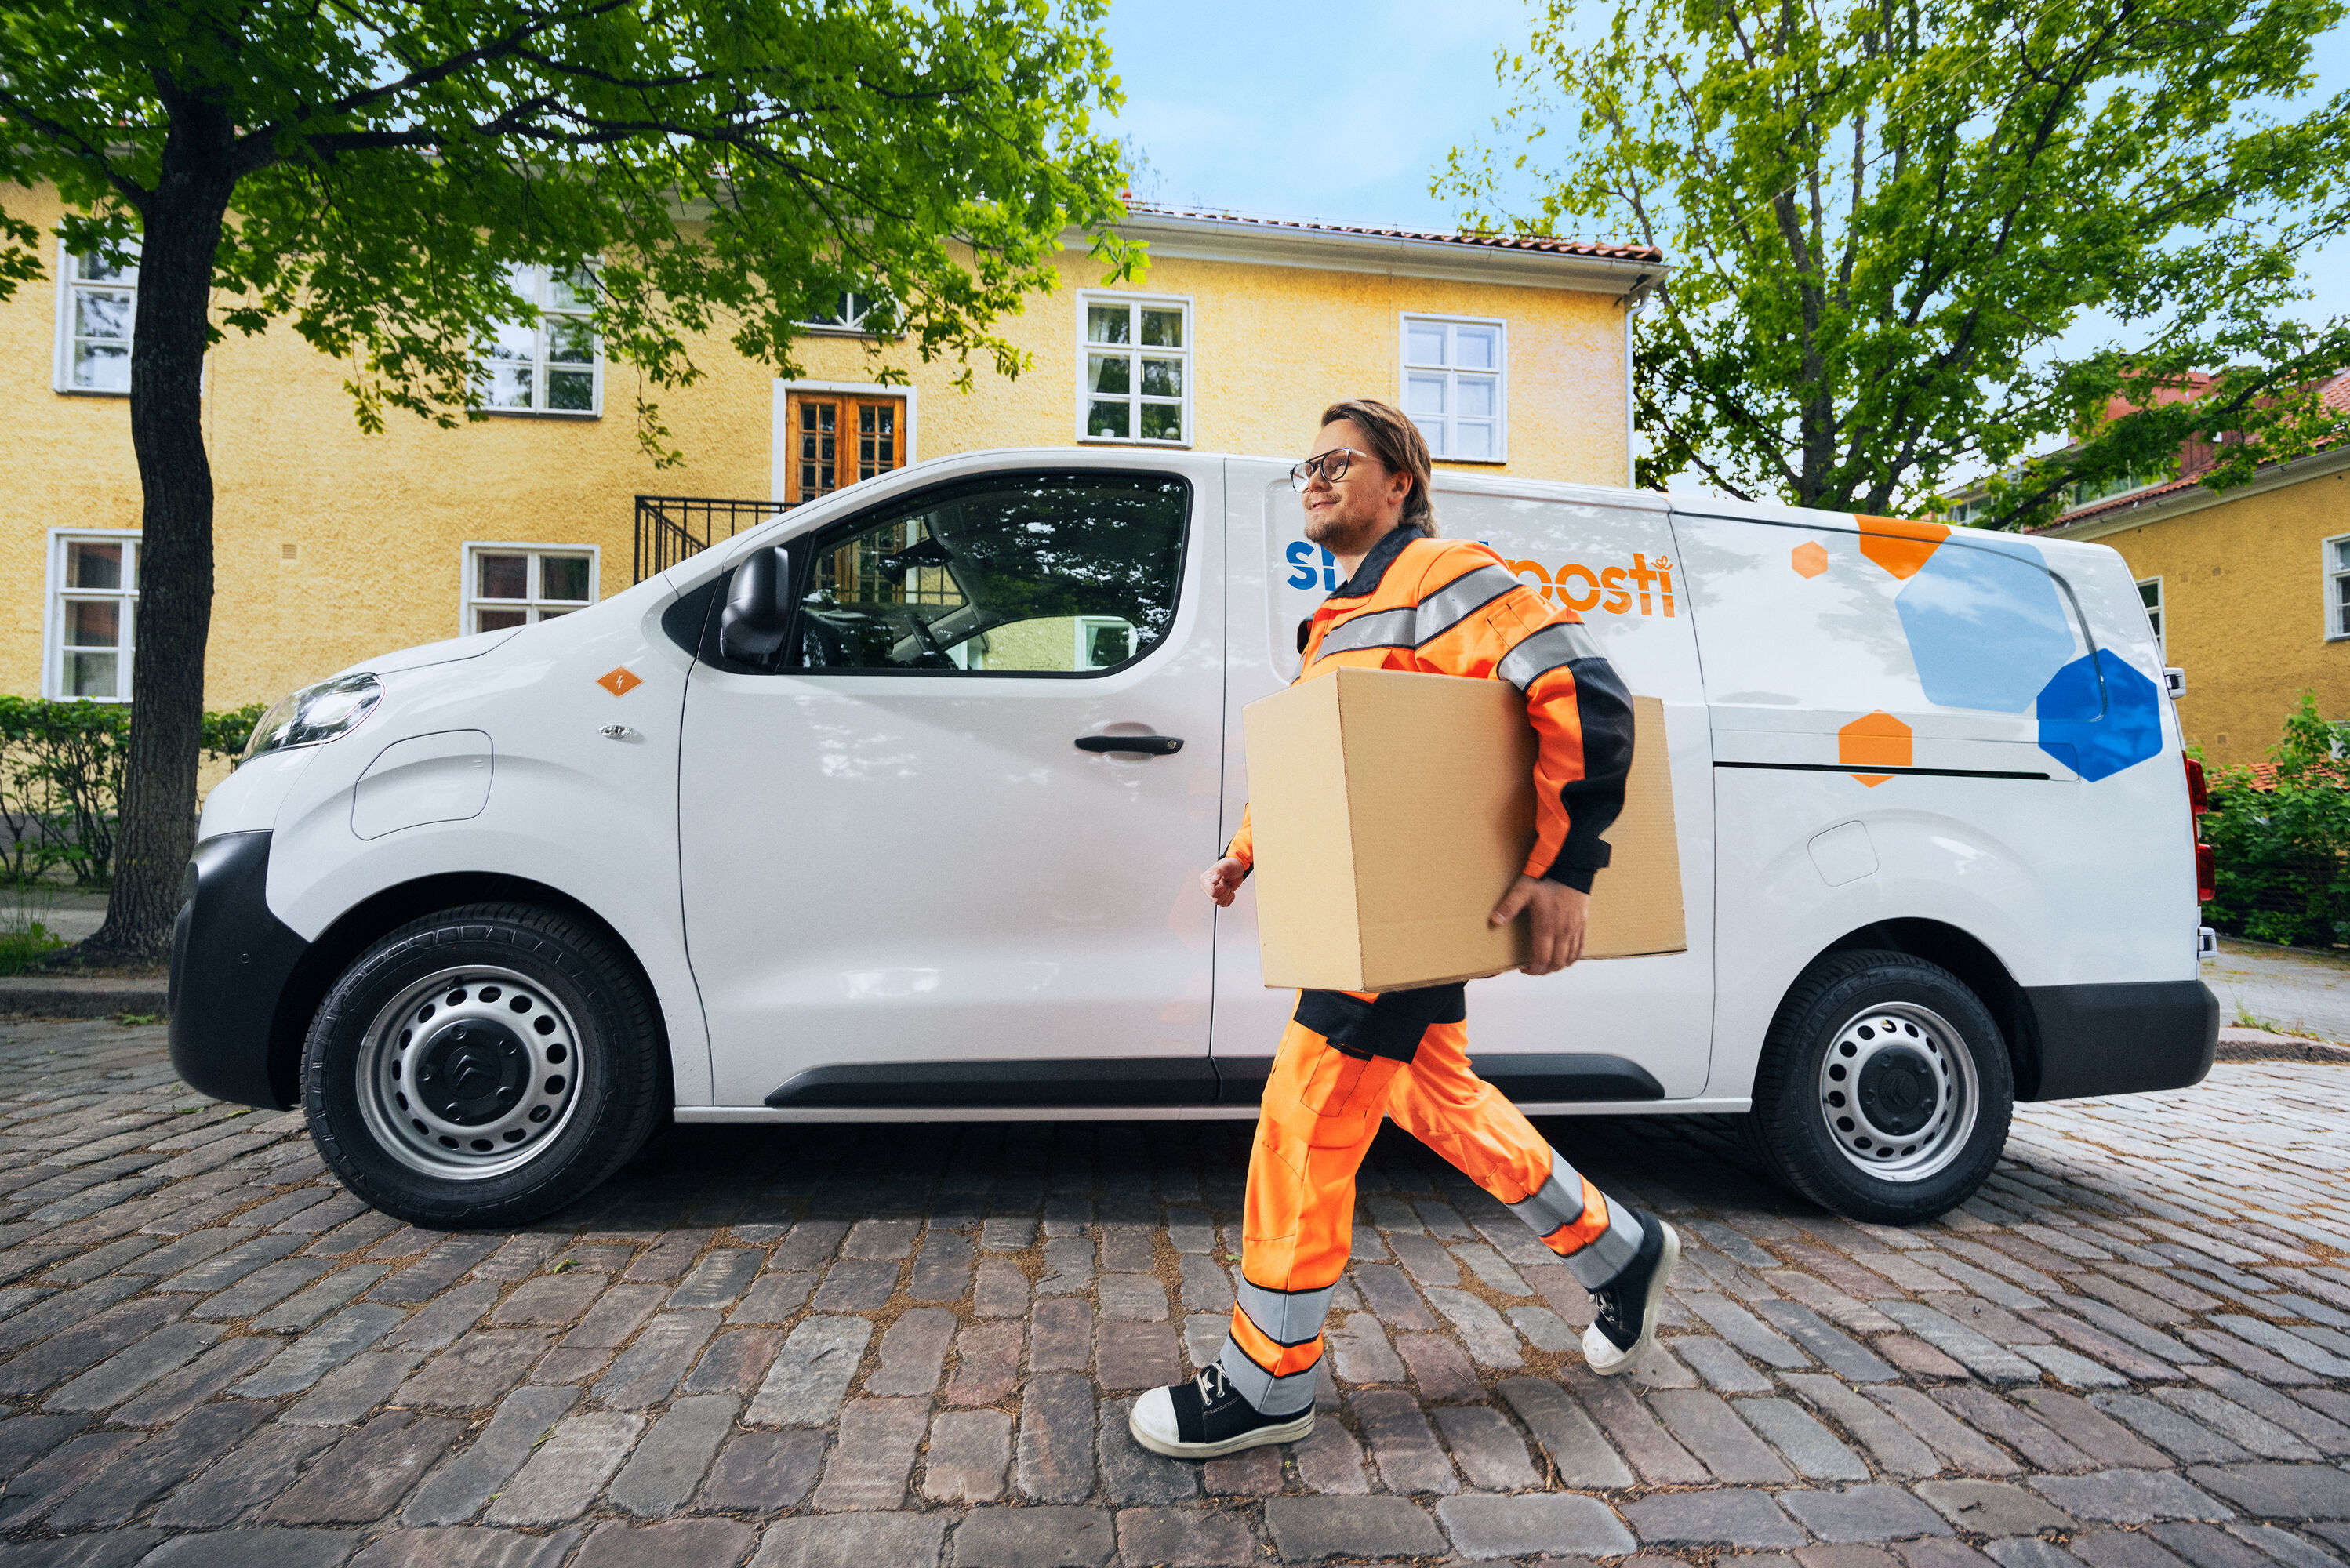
left=1242, top=668, right=1685, bottom=992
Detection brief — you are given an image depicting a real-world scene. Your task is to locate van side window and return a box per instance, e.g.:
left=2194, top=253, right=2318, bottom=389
left=794, top=472, right=1189, bottom=673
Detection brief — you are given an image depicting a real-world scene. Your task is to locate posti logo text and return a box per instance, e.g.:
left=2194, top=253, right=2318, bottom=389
left=1284, top=542, right=1677, bottom=617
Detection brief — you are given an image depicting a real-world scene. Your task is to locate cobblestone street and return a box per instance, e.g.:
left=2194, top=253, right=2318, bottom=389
left=7, top=1021, right=2350, bottom=1567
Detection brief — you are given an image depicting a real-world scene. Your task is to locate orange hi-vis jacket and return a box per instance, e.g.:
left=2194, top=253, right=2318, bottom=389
left=1226, top=521, right=1635, bottom=897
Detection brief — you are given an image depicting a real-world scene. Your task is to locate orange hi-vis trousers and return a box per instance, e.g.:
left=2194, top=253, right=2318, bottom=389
left=1217, top=1014, right=1645, bottom=1416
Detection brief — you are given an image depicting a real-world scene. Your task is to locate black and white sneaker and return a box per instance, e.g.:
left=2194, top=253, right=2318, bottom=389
left=1584, top=1209, right=1680, bottom=1376
left=1128, top=1364, right=1315, bottom=1459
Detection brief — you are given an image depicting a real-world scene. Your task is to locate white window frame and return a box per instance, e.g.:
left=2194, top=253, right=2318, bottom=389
left=1400, top=312, right=1508, bottom=463
left=42, top=528, right=139, bottom=701
left=53, top=238, right=140, bottom=396
left=2137, top=575, right=2164, bottom=659
left=459, top=542, right=601, bottom=636
left=477, top=263, right=603, bottom=418
left=1074, top=290, right=1193, bottom=448
left=801, top=291, right=893, bottom=337
left=2326, top=535, right=2350, bottom=641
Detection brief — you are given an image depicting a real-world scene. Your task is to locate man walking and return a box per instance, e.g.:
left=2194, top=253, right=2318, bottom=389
left=1129, top=398, right=1681, bottom=1461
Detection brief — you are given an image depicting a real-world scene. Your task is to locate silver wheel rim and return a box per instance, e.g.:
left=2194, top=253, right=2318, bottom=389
left=1815, top=1001, right=1978, bottom=1183
left=354, top=964, right=585, bottom=1181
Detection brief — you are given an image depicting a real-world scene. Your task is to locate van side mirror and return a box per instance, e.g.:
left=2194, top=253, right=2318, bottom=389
left=718, top=546, right=793, bottom=665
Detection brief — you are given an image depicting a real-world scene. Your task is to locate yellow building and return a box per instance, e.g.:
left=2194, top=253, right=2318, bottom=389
left=3, top=190, right=1661, bottom=713
left=2040, top=394, right=2350, bottom=764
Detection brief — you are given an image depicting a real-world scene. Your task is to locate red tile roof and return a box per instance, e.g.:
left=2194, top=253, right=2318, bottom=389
left=1120, top=202, right=1665, bottom=264
left=2050, top=370, right=2350, bottom=527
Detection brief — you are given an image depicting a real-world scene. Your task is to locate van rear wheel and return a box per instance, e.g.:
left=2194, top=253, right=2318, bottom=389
left=1745, top=949, right=2013, bottom=1225
left=303, top=903, right=665, bottom=1229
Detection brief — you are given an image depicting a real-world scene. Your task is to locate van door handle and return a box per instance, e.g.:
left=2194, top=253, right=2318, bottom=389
left=1074, top=734, right=1184, bottom=756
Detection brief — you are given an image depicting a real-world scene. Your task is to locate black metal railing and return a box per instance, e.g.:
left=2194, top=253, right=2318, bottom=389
left=633, top=495, right=797, bottom=583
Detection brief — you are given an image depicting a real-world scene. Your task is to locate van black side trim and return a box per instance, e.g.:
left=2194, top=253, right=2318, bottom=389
left=168, top=831, right=312, bottom=1110
left=2021, top=978, right=2217, bottom=1100
left=1211, top=1052, right=1665, bottom=1105
left=1715, top=760, right=2052, bottom=781
left=765, top=1058, right=1221, bottom=1109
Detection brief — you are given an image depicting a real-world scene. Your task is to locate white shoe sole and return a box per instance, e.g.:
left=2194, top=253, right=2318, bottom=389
left=1585, top=1221, right=1681, bottom=1377
left=1128, top=1405, right=1315, bottom=1460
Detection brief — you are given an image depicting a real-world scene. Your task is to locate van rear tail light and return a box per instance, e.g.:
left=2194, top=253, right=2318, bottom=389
left=2184, top=753, right=2209, bottom=815
left=2196, top=842, right=2216, bottom=904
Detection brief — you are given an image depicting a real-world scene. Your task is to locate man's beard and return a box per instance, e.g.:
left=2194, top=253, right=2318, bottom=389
left=1304, top=506, right=1389, bottom=559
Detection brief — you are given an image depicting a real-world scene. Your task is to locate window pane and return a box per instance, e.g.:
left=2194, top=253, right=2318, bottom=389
left=76, top=248, right=138, bottom=285
left=1454, top=420, right=1495, bottom=459
left=1455, top=325, right=1498, bottom=370
left=2138, top=581, right=2159, bottom=609
left=540, top=556, right=591, bottom=601
left=476, top=608, right=528, bottom=633
left=63, top=651, right=118, bottom=698
left=797, top=473, right=1189, bottom=673
left=1087, top=353, right=1131, bottom=396
left=478, top=358, right=533, bottom=409
left=1405, top=372, right=1447, bottom=417
left=1406, top=323, right=1447, bottom=365
left=547, top=268, right=595, bottom=312
left=2336, top=540, right=2350, bottom=571
left=1082, top=619, right=1136, bottom=669
left=66, top=541, right=123, bottom=590
left=1140, top=358, right=1182, bottom=397
left=547, top=368, right=595, bottom=411
left=1457, top=376, right=1495, bottom=418
left=72, top=342, right=130, bottom=393
left=75, top=290, right=133, bottom=343
left=1139, top=402, right=1182, bottom=441
left=1140, top=309, right=1183, bottom=348
left=538, top=608, right=571, bottom=620
left=64, top=600, right=119, bottom=648
left=1087, top=399, right=1131, bottom=438
left=1086, top=305, right=1131, bottom=344
left=547, top=317, right=596, bottom=365
left=478, top=554, right=528, bottom=600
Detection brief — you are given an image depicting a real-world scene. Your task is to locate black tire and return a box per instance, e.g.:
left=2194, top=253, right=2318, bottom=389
left=303, top=902, right=666, bottom=1229
left=1744, top=948, right=2013, bottom=1225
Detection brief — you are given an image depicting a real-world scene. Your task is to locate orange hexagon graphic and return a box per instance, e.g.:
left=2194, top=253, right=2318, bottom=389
left=1856, top=515, right=1949, bottom=580
left=1840, top=709, right=1912, bottom=787
left=1791, top=541, right=1829, bottom=578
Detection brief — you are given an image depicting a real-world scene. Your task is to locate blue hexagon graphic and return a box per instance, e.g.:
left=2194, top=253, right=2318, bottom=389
left=1895, top=537, right=2077, bottom=712
left=2036, top=649, right=2163, bottom=780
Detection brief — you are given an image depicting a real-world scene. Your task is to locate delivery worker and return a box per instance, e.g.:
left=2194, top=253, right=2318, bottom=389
left=1129, top=398, right=1680, bottom=1461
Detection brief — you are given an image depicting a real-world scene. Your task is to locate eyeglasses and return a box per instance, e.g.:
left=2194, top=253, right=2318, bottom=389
left=1290, top=448, right=1377, bottom=492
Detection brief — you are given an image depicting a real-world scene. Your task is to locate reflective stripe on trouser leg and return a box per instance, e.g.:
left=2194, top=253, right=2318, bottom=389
left=1219, top=1014, right=1401, bottom=1417
left=1382, top=1020, right=1646, bottom=1289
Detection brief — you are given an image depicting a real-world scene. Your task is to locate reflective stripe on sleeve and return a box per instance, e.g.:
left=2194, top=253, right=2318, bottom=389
left=1314, top=605, right=1418, bottom=657
left=1496, top=620, right=1604, bottom=689
left=1408, top=564, right=1520, bottom=647
left=1235, top=1278, right=1338, bottom=1348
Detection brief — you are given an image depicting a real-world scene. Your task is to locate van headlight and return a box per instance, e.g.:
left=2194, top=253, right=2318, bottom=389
left=242, top=673, right=382, bottom=761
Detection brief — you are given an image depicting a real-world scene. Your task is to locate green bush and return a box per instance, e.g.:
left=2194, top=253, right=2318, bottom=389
left=2199, top=691, right=2350, bottom=947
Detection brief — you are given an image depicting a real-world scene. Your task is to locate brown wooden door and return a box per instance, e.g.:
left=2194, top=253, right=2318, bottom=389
left=784, top=392, right=906, bottom=503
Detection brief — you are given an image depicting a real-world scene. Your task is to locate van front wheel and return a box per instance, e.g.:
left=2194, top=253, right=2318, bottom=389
left=303, top=903, right=666, bottom=1229
left=1745, top=949, right=2013, bottom=1225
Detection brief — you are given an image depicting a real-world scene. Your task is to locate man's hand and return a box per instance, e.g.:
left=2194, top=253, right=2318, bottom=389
left=1489, top=876, right=1589, bottom=975
left=1201, top=856, right=1248, bottom=908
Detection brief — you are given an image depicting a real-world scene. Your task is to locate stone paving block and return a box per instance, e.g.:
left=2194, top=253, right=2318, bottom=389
left=1100, top=1270, right=1169, bottom=1322
left=1019, top=1370, right=1097, bottom=1503
left=750, top=1512, right=949, bottom=1568
left=1652, top=1388, right=1797, bottom=1484
left=46, top=1398, right=269, bottom=1527
left=2153, top=1388, right=2319, bottom=1460
left=1736, top=1396, right=1871, bottom=1482
left=867, top=1305, right=957, bottom=1396
left=1933, top=1388, right=2097, bottom=1473
left=946, top=1318, right=1022, bottom=1406
left=1677, top=1334, right=1774, bottom=1393
left=1352, top=1261, right=1440, bottom=1331
left=746, top=1314, right=872, bottom=1426
left=369, top=1236, right=500, bottom=1304
left=811, top=1396, right=928, bottom=1511
left=1095, top=1398, right=1199, bottom=1504
left=151, top=1421, right=342, bottom=1527
left=572, top=1519, right=757, bottom=1568
left=1880, top=1301, right=2043, bottom=1383
left=669, top=1248, right=762, bottom=1310
left=107, top=1338, right=275, bottom=1432
left=1917, top=1479, right=2082, bottom=1535
left=267, top=1409, right=463, bottom=1523
left=44, top=1317, right=220, bottom=1410
left=405, top=1384, right=581, bottom=1525
left=1786, top=1374, right=1939, bottom=1479
left=731, top=1271, right=814, bottom=1325
left=2185, top=1462, right=2350, bottom=1519
left=350, top=1526, right=584, bottom=1568
left=1687, top=1290, right=1814, bottom=1369
left=949, top=1504, right=1116, bottom=1568
left=254, top=1262, right=390, bottom=1331
left=1266, top=1494, right=1447, bottom=1561
left=492, top=1272, right=608, bottom=1326
left=1624, top=1487, right=1810, bottom=1548
left=2186, top=1371, right=2350, bottom=1455
left=2091, top=1394, right=2255, bottom=1466
left=1756, top=1298, right=1901, bottom=1381
left=0, top=1410, right=87, bottom=1480
left=1870, top=1385, right=2027, bottom=1475
left=1096, top=1317, right=1182, bottom=1390
left=1032, top=1295, right=1093, bottom=1373
left=1779, top=1485, right=1955, bottom=1542
left=698, top=1427, right=824, bottom=1512
left=608, top=1393, right=738, bottom=1515
left=1498, top=1374, right=1635, bottom=1488
left=194, top=1256, right=332, bottom=1319
left=1424, top=1285, right=1524, bottom=1368
left=2011, top=1388, right=2179, bottom=1469
left=1397, top=1329, right=1482, bottom=1400
left=0, top=1428, right=145, bottom=1526
left=1115, top=1504, right=1260, bottom=1567
left=925, top=1407, right=1013, bottom=1502
left=485, top=1410, right=645, bottom=1524
left=0, top=1295, right=183, bottom=1394
left=234, top=1301, right=406, bottom=1397
left=2032, top=1468, right=2236, bottom=1523
left=1433, top=1403, right=1542, bottom=1490
left=1439, top=1492, right=1640, bottom=1559
left=975, top=1257, right=1030, bottom=1317
left=398, top=1328, right=553, bottom=1411
left=1568, top=1365, right=1710, bottom=1483
left=283, top=1348, right=424, bottom=1426
left=684, top=1327, right=782, bottom=1396
left=1037, top=1235, right=1095, bottom=1294
left=2216, top=1523, right=2345, bottom=1568
left=1354, top=1386, right=1461, bottom=1494
left=2068, top=1530, right=2201, bottom=1568
left=137, top=1526, right=367, bottom=1568
left=596, top=1308, right=721, bottom=1410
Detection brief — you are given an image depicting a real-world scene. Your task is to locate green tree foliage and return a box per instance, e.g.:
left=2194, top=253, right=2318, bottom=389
left=0, top=1, right=1133, bottom=962
left=2201, top=692, right=2350, bottom=948
left=1442, top=0, right=2350, bottom=522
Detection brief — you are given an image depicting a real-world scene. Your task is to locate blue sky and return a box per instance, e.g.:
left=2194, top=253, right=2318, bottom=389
left=1101, top=0, right=2350, bottom=424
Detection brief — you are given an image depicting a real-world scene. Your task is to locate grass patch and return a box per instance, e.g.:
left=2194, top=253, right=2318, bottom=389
left=0, top=921, right=66, bottom=976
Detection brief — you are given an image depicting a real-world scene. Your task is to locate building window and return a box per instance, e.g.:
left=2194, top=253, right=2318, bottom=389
left=1401, top=314, right=1506, bottom=461
left=46, top=533, right=137, bottom=699
left=2328, top=536, right=2350, bottom=640
left=1077, top=292, right=1190, bottom=446
left=478, top=265, right=600, bottom=415
left=2138, top=577, right=2163, bottom=657
left=783, top=390, right=905, bottom=503
left=463, top=545, right=597, bottom=634
left=805, top=292, right=887, bottom=334
left=56, top=241, right=140, bottom=394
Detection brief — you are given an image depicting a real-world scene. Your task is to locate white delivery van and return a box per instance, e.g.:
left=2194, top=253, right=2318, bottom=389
left=171, top=449, right=2217, bottom=1231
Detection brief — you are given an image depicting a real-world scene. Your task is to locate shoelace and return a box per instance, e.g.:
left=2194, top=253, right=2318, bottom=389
left=1593, top=1283, right=1625, bottom=1334
left=1193, top=1364, right=1233, bottom=1404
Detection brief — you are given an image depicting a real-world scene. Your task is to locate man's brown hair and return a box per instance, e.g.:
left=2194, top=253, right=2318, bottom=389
left=1320, top=397, right=1439, bottom=536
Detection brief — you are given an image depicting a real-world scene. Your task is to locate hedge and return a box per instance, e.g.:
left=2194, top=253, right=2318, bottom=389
left=2199, top=691, right=2350, bottom=948
left=0, top=698, right=265, bottom=887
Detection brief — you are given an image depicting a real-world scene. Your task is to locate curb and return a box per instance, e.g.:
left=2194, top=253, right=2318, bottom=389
left=0, top=975, right=168, bottom=1019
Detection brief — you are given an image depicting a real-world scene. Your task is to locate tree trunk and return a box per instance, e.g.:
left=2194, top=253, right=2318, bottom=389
left=74, top=117, right=234, bottom=968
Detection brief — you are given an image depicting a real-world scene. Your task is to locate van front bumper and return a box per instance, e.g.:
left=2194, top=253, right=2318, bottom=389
left=167, top=831, right=311, bottom=1110
left=2021, top=978, right=2219, bottom=1100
